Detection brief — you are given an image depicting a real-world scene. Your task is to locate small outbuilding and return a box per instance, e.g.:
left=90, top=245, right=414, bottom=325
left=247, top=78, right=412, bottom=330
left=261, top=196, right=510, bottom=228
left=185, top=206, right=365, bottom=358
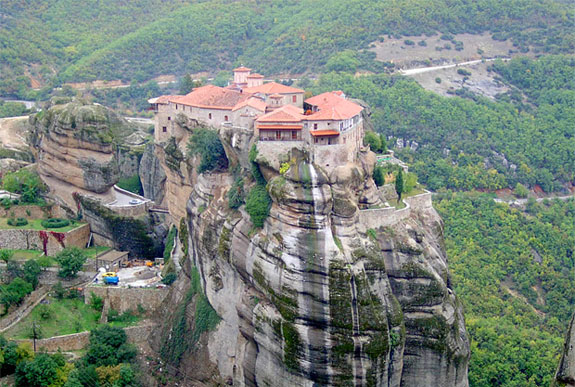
left=95, top=250, right=129, bottom=272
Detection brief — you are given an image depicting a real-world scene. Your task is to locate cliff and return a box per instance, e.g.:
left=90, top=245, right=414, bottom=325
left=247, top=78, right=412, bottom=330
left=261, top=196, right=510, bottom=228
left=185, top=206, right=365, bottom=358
left=555, top=313, right=575, bottom=386
left=149, top=122, right=470, bottom=386
left=28, top=98, right=137, bottom=210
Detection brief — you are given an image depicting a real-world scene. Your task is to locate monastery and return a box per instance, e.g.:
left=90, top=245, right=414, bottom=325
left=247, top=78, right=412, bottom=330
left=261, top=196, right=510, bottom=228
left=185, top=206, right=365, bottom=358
left=149, top=67, right=365, bottom=167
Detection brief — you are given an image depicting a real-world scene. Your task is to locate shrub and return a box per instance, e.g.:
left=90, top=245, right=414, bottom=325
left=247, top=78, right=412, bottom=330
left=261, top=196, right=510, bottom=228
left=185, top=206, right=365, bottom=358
left=457, top=68, right=472, bottom=76
left=514, top=183, right=529, bottom=198
left=90, top=292, right=104, bottom=312
left=1, top=169, right=46, bottom=204
left=404, top=39, right=415, bottom=46
left=38, top=304, right=52, bottom=320
left=41, top=218, right=70, bottom=229
left=7, top=218, right=28, bottom=227
left=162, top=272, right=177, bottom=285
left=373, top=166, right=385, bottom=187
left=418, top=40, right=427, bottom=46
left=245, top=186, right=272, bottom=228
left=364, top=131, right=384, bottom=153
left=227, top=177, right=245, bottom=209
left=435, top=77, right=442, bottom=84
left=187, top=128, right=228, bottom=173
left=54, top=247, right=87, bottom=278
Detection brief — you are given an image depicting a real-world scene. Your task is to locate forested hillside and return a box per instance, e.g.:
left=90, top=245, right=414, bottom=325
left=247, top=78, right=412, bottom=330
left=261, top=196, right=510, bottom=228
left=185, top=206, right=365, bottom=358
left=312, top=55, right=574, bottom=192
left=1, top=0, right=573, bottom=96
left=436, top=194, right=574, bottom=386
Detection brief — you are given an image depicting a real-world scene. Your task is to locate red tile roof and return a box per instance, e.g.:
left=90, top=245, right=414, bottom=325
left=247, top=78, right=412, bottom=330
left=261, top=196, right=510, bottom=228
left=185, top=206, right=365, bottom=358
left=256, top=104, right=305, bottom=123
left=305, top=92, right=363, bottom=121
left=232, top=97, right=267, bottom=112
left=247, top=73, right=264, bottom=78
left=170, top=85, right=252, bottom=110
left=243, top=82, right=304, bottom=95
left=258, top=124, right=302, bottom=130
left=233, top=66, right=252, bottom=72
left=310, top=130, right=340, bottom=137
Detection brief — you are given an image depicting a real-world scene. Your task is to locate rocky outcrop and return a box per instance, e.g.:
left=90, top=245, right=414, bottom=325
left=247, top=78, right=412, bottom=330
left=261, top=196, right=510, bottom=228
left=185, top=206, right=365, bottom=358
left=150, top=123, right=469, bottom=386
left=139, top=143, right=166, bottom=203
left=28, top=99, right=137, bottom=209
left=556, top=313, right=575, bottom=386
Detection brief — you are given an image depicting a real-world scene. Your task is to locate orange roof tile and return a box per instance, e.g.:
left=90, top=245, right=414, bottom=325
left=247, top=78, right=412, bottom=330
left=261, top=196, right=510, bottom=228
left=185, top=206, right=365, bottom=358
left=148, top=95, right=174, bottom=104
left=305, top=92, right=363, bottom=121
left=247, top=73, right=264, bottom=78
left=232, top=97, right=267, bottom=112
left=233, top=66, right=252, bottom=72
left=243, top=82, right=304, bottom=95
left=169, top=85, right=252, bottom=110
left=258, top=125, right=302, bottom=130
left=310, top=130, right=340, bottom=137
left=256, top=104, right=305, bottom=123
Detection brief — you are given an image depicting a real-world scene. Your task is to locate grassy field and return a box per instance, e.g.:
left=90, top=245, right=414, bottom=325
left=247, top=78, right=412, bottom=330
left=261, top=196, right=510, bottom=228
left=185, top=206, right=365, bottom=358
left=0, top=218, right=83, bottom=232
left=84, top=246, right=111, bottom=258
left=11, top=250, right=42, bottom=260
left=4, top=295, right=141, bottom=339
left=5, top=297, right=101, bottom=339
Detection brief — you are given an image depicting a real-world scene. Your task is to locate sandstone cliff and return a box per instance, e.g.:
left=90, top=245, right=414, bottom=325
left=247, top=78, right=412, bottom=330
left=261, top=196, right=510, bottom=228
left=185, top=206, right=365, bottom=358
left=28, top=99, right=136, bottom=209
left=149, top=121, right=470, bottom=386
left=555, top=313, right=575, bottom=386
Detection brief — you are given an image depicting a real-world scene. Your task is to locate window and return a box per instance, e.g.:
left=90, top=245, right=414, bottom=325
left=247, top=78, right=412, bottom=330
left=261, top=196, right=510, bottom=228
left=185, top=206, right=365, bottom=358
left=313, top=123, right=318, bottom=130
left=162, top=126, right=167, bottom=133
left=292, top=131, right=297, bottom=140
left=167, top=116, right=171, bottom=120
left=292, top=95, right=297, bottom=103
left=276, top=131, right=281, bottom=140
left=314, top=138, right=318, bottom=144
left=340, top=122, right=343, bottom=130
left=175, top=104, right=178, bottom=110
left=209, top=113, right=212, bottom=119
left=225, top=115, right=229, bottom=121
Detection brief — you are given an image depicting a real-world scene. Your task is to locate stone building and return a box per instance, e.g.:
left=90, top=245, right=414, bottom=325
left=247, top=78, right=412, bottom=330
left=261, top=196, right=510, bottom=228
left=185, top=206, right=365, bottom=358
left=149, top=67, right=364, bottom=167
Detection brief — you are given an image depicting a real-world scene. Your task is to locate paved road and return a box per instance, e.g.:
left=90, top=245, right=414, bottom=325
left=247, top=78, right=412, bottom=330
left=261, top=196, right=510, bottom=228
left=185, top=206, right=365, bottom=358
left=124, top=116, right=154, bottom=125
left=494, top=194, right=575, bottom=206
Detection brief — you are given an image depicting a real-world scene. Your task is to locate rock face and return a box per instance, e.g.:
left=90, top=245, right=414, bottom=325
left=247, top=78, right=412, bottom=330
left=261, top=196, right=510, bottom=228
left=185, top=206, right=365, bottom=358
left=150, top=122, right=469, bottom=386
left=556, top=313, right=575, bottom=386
left=29, top=99, right=135, bottom=209
left=139, top=143, right=166, bottom=203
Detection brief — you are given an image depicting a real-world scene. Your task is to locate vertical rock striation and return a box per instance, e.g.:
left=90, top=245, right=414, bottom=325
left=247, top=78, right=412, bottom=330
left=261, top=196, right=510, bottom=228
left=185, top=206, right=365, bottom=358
left=150, top=123, right=470, bottom=386
left=556, top=313, right=575, bottom=386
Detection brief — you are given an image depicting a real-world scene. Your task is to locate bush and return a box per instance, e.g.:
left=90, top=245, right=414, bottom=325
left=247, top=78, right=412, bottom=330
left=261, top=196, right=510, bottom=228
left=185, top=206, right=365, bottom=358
left=1, top=169, right=46, bottom=204
left=418, top=40, right=427, bottom=47
left=7, top=218, right=28, bottom=227
left=90, top=292, right=104, bottom=311
left=54, top=247, right=87, bottom=278
left=514, top=183, right=529, bottom=198
left=245, top=186, right=271, bottom=228
left=227, top=177, right=245, bottom=209
left=435, top=77, right=442, bottom=84
left=404, top=39, right=415, bottom=46
left=162, top=272, right=177, bottom=285
left=373, top=166, right=385, bottom=187
left=41, top=218, right=70, bottom=229
left=187, top=128, right=228, bottom=173
left=457, top=68, right=472, bottom=76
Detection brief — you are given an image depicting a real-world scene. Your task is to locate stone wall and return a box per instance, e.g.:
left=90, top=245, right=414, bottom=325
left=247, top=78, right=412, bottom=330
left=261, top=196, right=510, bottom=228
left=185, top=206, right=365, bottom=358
left=0, top=223, right=90, bottom=255
left=357, top=191, right=432, bottom=231
left=15, top=323, right=154, bottom=352
left=0, top=205, right=54, bottom=219
left=85, top=286, right=169, bottom=317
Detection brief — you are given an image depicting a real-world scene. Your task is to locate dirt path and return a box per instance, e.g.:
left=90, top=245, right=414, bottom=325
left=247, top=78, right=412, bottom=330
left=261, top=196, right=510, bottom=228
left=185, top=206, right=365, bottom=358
left=0, top=116, right=29, bottom=150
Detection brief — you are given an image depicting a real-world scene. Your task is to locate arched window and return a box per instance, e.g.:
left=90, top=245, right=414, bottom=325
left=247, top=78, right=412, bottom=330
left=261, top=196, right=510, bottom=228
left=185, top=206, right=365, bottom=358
left=209, top=113, right=212, bottom=119
left=225, top=115, right=229, bottom=121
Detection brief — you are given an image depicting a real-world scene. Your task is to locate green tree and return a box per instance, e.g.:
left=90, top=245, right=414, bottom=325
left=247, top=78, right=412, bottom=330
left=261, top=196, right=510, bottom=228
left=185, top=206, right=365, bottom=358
left=14, top=353, right=60, bottom=387
left=1, top=169, right=45, bottom=204
left=213, top=71, right=231, bottom=87
left=187, top=128, right=228, bottom=173
left=514, top=183, right=529, bottom=198
left=179, top=74, right=194, bottom=95
left=21, top=260, right=41, bottom=289
left=0, top=250, right=14, bottom=264
left=0, top=278, right=33, bottom=311
left=245, top=186, right=271, bottom=228
left=228, top=177, right=245, bottom=209
left=395, top=170, right=404, bottom=201
left=325, top=50, right=359, bottom=73
left=54, top=247, right=87, bottom=278
left=373, top=166, right=385, bottom=187
left=364, top=131, right=382, bottom=153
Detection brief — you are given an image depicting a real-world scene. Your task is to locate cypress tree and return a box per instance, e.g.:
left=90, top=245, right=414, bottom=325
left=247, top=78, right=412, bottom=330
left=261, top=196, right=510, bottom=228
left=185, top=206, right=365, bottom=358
left=395, top=169, right=404, bottom=202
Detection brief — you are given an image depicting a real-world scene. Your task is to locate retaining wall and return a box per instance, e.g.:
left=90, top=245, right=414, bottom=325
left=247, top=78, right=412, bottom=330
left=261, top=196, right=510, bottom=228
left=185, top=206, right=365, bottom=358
left=105, top=185, right=153, bottom=217
left=15, top=323, right=154, bottom=352
left=0, top=205, right=54, bottom=219
left=85, top=286, right=169, bottom=317
left=358, top=191, right=432, bottom=231
left=0, top=223, right=90, bottom=255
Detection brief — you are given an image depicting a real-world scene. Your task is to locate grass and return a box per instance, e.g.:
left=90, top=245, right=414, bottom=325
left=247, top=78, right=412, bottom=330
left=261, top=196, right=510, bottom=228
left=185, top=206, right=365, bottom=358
left=4, top=297, right=101, bottom=339
left=11, top=250, right=42, bottom=260
left=84, top=246, right=111, bottom=258
left=0, top=218, right=83, bottom=232
left=4, top=296, right=142, bottom=340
